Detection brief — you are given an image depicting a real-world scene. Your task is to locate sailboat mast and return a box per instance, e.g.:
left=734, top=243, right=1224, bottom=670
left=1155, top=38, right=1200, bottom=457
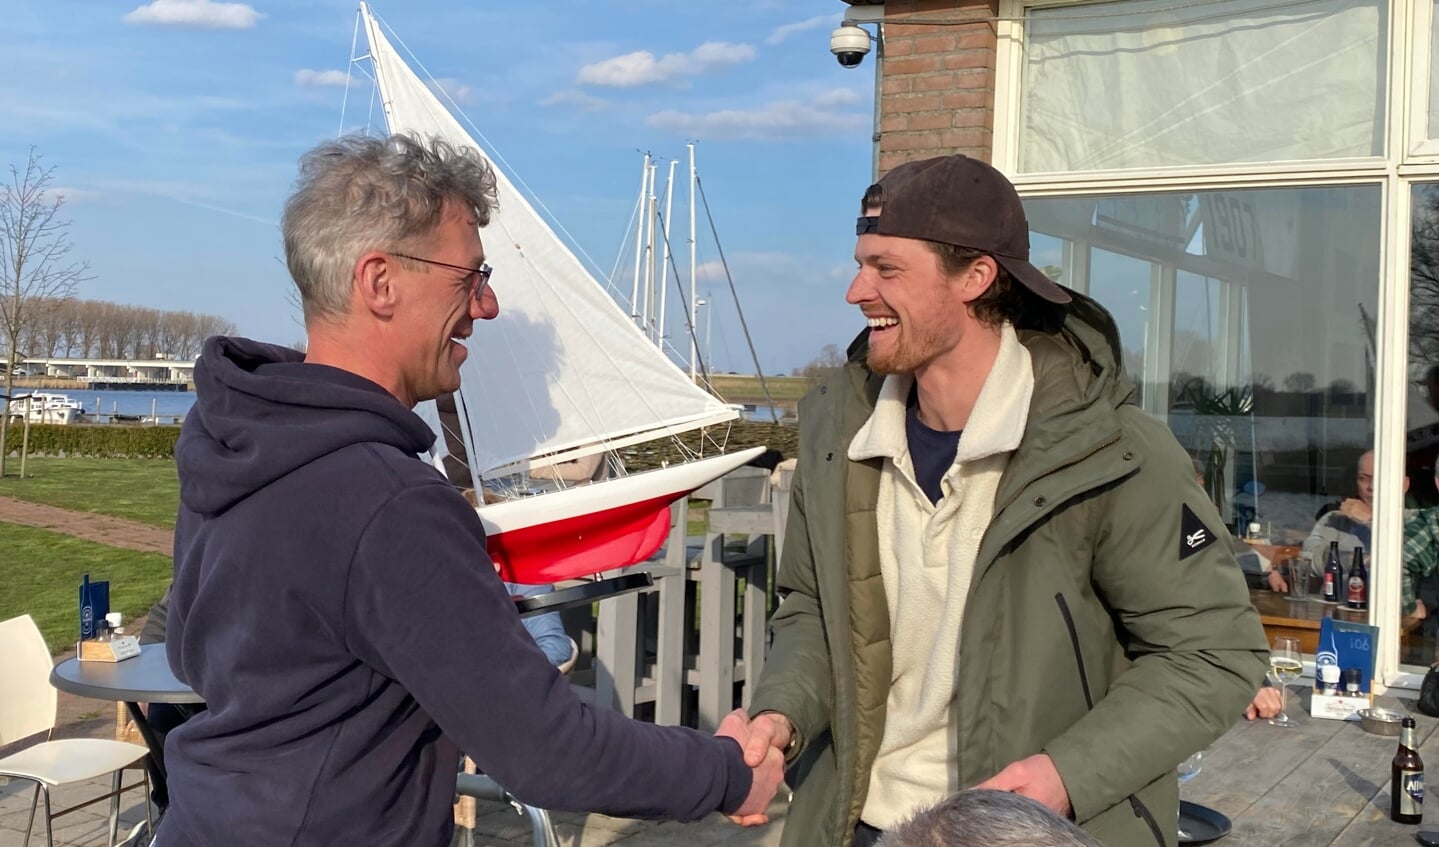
left=359, top=5, right=395, bottom=131
left=629, top=153, right=650, bottom=324
left=687, top=143, right=699, bottom=382
left=657, top=159, right=677, bottom=349
left=643, top=159, right=658, bottom=342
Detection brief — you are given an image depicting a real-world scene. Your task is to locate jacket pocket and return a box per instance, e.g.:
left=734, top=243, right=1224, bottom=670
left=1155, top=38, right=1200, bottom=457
left=1055, top=593, right=1094, bottom=709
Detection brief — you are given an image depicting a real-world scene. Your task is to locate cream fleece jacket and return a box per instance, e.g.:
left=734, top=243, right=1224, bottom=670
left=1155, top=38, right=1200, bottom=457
left=848, top=324, right=1034, bottom=828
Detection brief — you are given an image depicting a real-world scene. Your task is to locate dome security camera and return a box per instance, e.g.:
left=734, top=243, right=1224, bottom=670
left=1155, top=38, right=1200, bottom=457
left=830, top=24, right=871, bottom=69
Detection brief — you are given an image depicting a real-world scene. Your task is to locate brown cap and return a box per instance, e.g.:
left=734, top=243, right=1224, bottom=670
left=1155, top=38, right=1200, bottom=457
left=857, top=155, right=1071, bottom=304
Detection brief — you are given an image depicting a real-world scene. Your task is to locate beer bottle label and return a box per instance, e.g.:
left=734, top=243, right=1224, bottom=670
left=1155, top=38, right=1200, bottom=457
left=1401, top=770, right=1425, bottom=816
left=1324, top=574, right=1335, bottom=597
left=1348, top=575, right=1365, bottom=604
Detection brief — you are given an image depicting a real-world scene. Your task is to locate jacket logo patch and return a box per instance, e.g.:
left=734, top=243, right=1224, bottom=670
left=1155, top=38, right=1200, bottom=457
left=1179, top=504, right=1217, bottom=561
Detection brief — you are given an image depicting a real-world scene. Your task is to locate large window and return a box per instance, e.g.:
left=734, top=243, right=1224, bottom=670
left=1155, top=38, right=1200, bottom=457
left=997, top=0, right=1439, bottom=685
left=1018, top=0, right=1387, bottom=172
left=1028, top=188, right=1380, bottom=544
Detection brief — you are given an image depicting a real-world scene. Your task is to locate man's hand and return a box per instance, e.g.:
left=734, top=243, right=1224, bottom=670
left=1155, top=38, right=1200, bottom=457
left=975, top=754, right=1073, bottom=819
left=1266, top=568, right=1288, bottom=593
left=1245, top=685, right=1282, bottom=720
left=1339, top=497, right=1372, bottom=523
left=714, top=709, right=785, bottom=826
left=741, top=712, right=793, bottom=768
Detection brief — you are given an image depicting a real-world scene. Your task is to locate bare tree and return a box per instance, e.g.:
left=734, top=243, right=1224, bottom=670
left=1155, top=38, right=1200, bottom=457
left=794, top=343, right=846, bottom=381
left=0, top=148, right=92, bottom=476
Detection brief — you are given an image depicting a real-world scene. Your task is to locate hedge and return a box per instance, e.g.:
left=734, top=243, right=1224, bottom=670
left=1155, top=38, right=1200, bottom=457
left=1, top=419, right=798, bottom=466
left=3, top=424, right=181, bottom=459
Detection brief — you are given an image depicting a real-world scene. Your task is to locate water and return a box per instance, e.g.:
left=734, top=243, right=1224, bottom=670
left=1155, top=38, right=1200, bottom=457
left=68, top=389, right=196, bottom=422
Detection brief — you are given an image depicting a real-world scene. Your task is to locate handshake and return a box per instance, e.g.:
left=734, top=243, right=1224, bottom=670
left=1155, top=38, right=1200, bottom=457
left=714, top=709, right=795, bottom=826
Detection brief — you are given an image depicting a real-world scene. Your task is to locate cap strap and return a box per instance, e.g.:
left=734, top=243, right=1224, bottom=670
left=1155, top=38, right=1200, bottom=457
left=856, top=216, right=881, bottom=235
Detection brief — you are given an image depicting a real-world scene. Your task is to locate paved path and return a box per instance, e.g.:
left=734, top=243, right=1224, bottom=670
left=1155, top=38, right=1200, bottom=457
left=0, top=498, right=789, bottom=846
left=0, top=496, right=171, bottom=555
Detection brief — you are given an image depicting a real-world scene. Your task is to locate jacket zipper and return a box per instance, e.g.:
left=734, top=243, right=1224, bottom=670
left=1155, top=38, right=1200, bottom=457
left=1055, top=593, right=1093, bottom=709
left=1058, top=593, right=1165, bottom=846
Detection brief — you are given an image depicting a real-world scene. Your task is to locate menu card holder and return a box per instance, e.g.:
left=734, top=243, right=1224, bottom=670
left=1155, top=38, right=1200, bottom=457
left=78, top=636, right=141, bottom=662
left=1310, top=616, right=1378, bottom=721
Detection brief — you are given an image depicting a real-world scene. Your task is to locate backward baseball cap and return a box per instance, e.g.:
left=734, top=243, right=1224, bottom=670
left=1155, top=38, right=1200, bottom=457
left=857, top=155, right=1072, bottom=304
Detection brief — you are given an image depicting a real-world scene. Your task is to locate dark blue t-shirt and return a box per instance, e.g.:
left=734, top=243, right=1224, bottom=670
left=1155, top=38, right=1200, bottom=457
left=906, top=395, right=962, bottom=505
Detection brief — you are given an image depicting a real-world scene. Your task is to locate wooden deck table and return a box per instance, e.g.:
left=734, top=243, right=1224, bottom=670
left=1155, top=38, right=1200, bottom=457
left=1249, top=588, right=1368, bottom=655
left=1182, top=687, right=1439, bottom=843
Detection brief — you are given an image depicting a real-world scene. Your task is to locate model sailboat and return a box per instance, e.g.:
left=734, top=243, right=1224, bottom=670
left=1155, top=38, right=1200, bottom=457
left=356, top=4, right=762, bottom=585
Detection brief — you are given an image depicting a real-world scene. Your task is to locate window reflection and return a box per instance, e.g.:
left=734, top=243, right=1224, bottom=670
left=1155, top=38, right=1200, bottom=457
left=1028, top=186, right=1381, bottom=647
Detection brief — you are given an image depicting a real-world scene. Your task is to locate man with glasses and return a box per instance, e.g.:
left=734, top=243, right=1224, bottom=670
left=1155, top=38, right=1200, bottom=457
left=158, top=133, right=782, bottom=846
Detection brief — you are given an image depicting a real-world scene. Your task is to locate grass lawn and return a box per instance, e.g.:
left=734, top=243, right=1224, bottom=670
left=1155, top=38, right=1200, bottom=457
left=0, top=522, right=173, bottom=651
left=0, top=457, right=180, bottom=528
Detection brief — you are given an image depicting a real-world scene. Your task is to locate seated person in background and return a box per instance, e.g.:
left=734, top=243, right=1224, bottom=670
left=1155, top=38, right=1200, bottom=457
left=507, top=581, right=579, bottom=674
left=876, top=789, right=1102, bottom=847
left=1400, top=462, right=1439, bottom=636
left=1299, top=450, right=1384, bottom=570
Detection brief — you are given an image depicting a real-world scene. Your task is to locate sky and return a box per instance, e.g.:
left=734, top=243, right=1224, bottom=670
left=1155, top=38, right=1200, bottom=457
left=0, top=0, right=875, bottom=375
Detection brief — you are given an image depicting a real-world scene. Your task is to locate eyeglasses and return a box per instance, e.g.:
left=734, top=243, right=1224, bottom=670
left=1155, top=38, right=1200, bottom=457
left=392, top=252, right=493, bottom=300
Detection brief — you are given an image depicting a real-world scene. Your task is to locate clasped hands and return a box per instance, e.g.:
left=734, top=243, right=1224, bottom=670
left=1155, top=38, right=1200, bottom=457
left=714, top=709, right=788, bottom=825
left=722, top=710, right=1074, bottom=824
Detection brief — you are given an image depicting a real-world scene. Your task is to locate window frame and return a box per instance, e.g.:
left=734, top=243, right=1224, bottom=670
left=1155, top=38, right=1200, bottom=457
left=995, top=0, right=1431, bottom=688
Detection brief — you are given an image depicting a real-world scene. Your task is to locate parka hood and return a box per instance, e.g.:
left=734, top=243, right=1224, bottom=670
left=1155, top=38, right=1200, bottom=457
left=176, top=335, right=436, bottom=516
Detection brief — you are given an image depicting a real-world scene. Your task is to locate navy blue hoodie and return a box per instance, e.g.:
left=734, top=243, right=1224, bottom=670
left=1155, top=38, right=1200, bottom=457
left=161, top=336, right=751, bottom=846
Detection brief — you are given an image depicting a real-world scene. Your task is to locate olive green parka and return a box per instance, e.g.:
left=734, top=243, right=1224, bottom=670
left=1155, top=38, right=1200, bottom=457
left=748, top=295, right=1268, bottom=846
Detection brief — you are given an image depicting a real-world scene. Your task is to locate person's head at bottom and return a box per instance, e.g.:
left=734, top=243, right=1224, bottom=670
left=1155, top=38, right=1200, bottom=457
left=876, top=789, right=1102, bottom=847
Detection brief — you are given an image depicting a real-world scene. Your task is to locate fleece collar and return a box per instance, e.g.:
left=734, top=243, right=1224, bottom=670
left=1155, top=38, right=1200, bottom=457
left=848, top=323, right=1034, bottom=466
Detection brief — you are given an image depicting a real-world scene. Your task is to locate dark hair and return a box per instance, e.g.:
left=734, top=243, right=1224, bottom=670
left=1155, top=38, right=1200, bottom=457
left=860, top=183, right=1035, bottom=329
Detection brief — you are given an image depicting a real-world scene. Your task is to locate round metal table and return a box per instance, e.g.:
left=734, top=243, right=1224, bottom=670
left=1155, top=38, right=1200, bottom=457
left=51, top=643, right=204, bottom=806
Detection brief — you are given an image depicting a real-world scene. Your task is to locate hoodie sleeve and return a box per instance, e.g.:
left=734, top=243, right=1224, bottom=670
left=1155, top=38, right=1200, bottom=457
left=342, top=479, right=752, bottom=819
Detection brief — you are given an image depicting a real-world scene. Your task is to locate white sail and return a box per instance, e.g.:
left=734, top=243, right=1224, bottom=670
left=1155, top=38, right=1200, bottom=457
left=360, top=5, right=736, bottom=476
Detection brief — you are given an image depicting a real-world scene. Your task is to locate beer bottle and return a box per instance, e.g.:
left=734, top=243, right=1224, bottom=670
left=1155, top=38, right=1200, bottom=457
left=1392, top=716, right=1424, bottom=824
left=1346, top=547, right=1368, bottom=610
left=1322, top=540, right=1344, bottom=604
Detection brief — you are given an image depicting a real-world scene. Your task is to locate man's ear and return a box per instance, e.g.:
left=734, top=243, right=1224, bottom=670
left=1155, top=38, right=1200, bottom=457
left=955, top=255, right=999, bottom=303
left=355, top=250, right=398, bottom=317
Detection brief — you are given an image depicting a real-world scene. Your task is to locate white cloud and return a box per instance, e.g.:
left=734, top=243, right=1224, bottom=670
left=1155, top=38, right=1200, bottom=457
left=814, top=88, right=862, bottom=107
left=294, top=69, right=353, bottom=88
left=540, top=89, right=611, bottom=112
left=647, top=99, right=868, bottom=141
left=766, top=14, right=839, bottom=46
left=427, top=79, right=474, bottom=106
left=577, top=42, right=756, bottom=88
left=123, top=0, right=264, bottom=29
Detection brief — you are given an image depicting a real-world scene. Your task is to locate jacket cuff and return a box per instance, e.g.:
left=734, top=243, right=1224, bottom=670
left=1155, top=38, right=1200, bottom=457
left=1042, top=741, right=1095, bottom=823
left=716, top=736, right=754, bottom=815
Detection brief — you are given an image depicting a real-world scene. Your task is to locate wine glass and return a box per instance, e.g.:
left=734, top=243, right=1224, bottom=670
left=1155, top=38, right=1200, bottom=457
left=1267, top=635, right=1302, bottom=728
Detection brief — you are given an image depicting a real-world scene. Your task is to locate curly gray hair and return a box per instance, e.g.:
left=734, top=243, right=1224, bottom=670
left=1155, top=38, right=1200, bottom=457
left=282, top=132, right=499, bottom=322
left=877, top=790, right=1102, bottom=847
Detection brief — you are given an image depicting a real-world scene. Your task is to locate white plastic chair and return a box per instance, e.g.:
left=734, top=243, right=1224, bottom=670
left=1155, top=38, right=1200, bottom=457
left=0, top=614, right=153, bottom=847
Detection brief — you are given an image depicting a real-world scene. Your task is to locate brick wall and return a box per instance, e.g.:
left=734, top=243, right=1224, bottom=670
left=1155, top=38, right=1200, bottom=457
left=874, top=0, right=999, bottom=176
